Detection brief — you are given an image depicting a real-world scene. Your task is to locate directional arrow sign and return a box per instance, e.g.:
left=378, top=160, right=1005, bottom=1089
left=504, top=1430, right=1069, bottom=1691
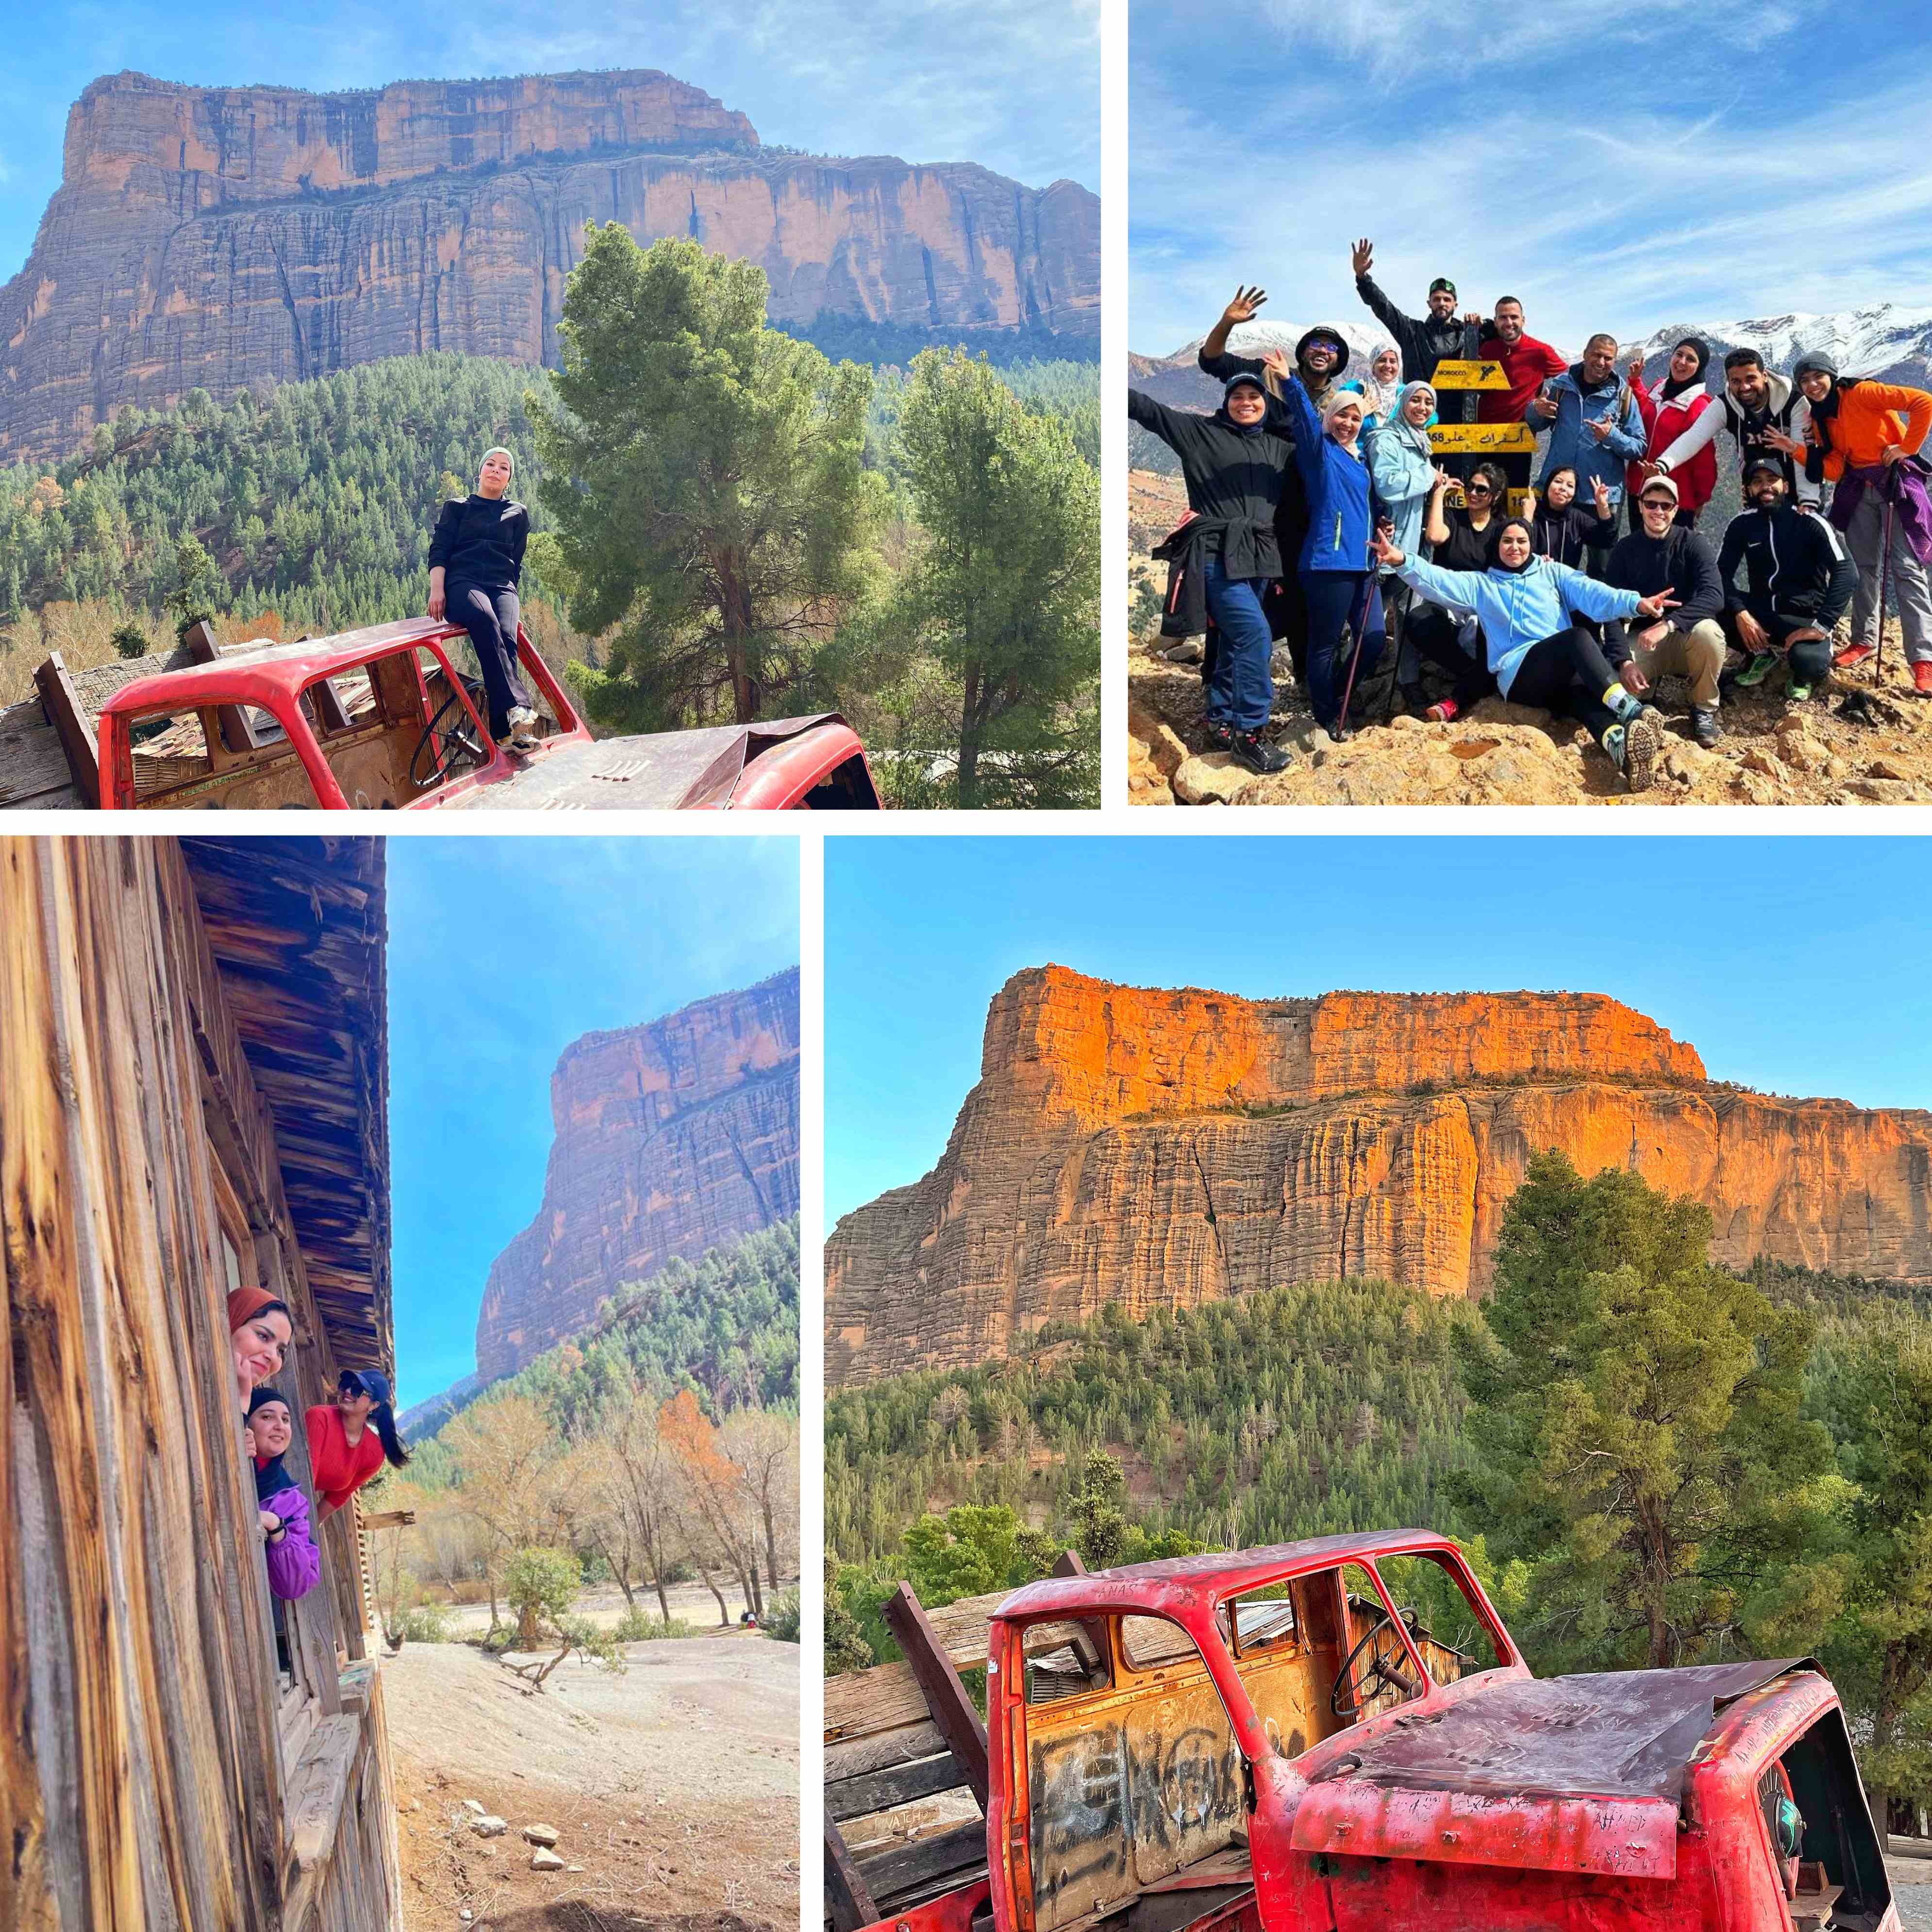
left=1431, top=423, right=1537, bottom=454
left=1428, top=359, right=1511, bottom=390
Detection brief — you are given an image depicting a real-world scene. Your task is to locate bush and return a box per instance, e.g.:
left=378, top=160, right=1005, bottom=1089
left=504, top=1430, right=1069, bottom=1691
left=388, top=1603, right=452, bottom=1644
left=766, top=1589, right=802, bottom=1643
left=110, top=622, right=150, bottom=660
left=612, top=1606, right=701, bottom=1643
left=503, top=1545, right=580, bottom=1647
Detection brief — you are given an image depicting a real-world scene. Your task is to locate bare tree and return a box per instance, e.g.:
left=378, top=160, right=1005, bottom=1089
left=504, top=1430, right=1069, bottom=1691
left=721, top=1407, right=799, bottom=1590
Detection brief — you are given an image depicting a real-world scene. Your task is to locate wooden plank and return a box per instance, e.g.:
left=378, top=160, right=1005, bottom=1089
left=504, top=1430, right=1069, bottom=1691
left=1425, top=358, right=1510, bottom=390
left=0, top=700, right=81, bottom=810
left=825, top=1817, right=881, bottom=1932
left=1429, top=422, right=1536, bottom=454
left=829, top=1751, right=969, bottom=1823
left=284, top=1714, right=361, bottom=1870
left=825, top=1719, right=946, bottom=1783
left=854, top=1822, right=988, bottom=1902
left=31, top=654, right=98, bottom=805
left=884, top=1584, right=988, bottom=1812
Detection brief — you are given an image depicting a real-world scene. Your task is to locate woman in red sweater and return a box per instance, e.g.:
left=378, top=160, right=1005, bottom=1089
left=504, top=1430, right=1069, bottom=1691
left=1627, top=339, right=1717, bottom=528
left=306, top=1367, right=409, bottom=1519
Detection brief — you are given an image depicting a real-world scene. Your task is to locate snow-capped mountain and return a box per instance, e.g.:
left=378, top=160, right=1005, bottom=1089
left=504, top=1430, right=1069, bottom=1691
left=1635, top=304, right=1932, bottom=386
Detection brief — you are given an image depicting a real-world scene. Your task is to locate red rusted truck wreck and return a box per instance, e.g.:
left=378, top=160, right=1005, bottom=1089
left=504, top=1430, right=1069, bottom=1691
left=830, top=1530, right=1896, bottom=1932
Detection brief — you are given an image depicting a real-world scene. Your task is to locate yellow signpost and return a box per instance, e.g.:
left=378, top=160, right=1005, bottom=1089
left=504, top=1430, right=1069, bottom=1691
left=1430, top=351, right=1535, bottom=513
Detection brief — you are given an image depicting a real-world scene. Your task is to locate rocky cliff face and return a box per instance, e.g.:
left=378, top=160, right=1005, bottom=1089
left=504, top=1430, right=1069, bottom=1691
left=0, top=69, right=1099, bottom=459
left=826, top=966, right=1932, bottom=1385
left=477, top=967, right=799, bottom=1382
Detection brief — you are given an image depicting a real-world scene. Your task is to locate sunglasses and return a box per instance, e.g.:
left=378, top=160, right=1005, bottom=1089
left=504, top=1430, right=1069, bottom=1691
left=1639, top=497, right=1676, bottom=511
left=1465, top=483, right=1494, bottom=496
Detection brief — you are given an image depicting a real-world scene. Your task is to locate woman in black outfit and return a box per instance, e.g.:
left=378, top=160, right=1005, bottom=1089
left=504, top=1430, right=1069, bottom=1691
left=1404, top=461, right=1509, bottom=720
left=427, top=447, right=537, bottom=752
left=1529, top=465, right=1617, bottom=569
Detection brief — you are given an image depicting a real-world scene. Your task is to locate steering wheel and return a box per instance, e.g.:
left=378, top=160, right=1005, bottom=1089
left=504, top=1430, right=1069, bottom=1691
left=1330, top=1603, right=1424, bottom=1720
left=410, top=678, right=490, bottom=791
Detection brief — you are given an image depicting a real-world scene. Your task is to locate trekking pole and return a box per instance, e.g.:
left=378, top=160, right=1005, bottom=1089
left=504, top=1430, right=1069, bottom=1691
left=1336, top=586, right=1369, bottom=734
left=1876, top=494, right=1896, bottom=683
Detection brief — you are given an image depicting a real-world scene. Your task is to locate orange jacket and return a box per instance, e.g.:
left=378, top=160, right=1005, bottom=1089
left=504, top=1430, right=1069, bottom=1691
left=1803, top=380, right=1932, bottom=481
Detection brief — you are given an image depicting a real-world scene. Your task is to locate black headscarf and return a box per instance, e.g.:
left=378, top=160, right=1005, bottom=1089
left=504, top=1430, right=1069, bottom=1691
left=1215, top=373, right=1270, bottom=438
left=246, top=1385, right=297, bottom=1503
left=1662, top=337, right=1710, bottom=404
left=1494, top=517, right=1537, bottom=576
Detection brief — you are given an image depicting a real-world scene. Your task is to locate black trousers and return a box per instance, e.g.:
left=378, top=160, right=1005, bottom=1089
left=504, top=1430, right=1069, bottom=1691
left=1724, top=604, right=1833, bottom=686
left=1504, top=625, right=1627, bottom=739
left=449, top=581, right=533, bottom=737
left=1406, top=602, right=1494, bottom=710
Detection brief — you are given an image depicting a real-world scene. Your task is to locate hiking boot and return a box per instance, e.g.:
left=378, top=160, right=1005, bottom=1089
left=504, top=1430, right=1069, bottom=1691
left=1834, top=641, right=1877, bottom=670
left=505, top=705, right=542, bottom=752
left=1202, top=718, right=1234, bottom=752
left=1691, top=707, right=1721, bottom=749
left=1734, top=651, right=1778, bottom=688
left=1326, top=719, right=1353, bottom=744
left=1619, top=707, right=1664, bottom=793
left=1915, top=662, right=1932, bottom=696
left=1424, top=698, right=1460, bottom=723
left=1230, top=730, right=1289, bottom=775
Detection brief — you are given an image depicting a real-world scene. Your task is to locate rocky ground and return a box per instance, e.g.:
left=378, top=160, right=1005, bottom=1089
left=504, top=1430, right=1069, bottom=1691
left=1128, top=467, right=1932, bottom=808
left=383, top=1633, right=798, bottom=1932
left=1891, top=1849, right=1932, bottom=1931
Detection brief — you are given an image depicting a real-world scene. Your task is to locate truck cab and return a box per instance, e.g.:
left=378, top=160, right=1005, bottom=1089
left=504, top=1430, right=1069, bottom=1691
left=0, top=616, right=880, bottom=810
left=968, top=1532, right=1895, bottom=1932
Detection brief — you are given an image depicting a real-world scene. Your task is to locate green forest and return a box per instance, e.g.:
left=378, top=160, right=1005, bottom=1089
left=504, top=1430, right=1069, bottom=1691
left=828, top=1158, right=1932, bottom=1819
left=407, top=1216, right=799, bottom=1487
left=0, top=231, right=1099, bottom=807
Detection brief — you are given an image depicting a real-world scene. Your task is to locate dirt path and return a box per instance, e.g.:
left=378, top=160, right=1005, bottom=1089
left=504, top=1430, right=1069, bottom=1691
left=1127, top=466, right=1932, bottom=808
left=438, top=1579, right=766, bottom=1640
left=383, top=1635, right=798, bottom=1932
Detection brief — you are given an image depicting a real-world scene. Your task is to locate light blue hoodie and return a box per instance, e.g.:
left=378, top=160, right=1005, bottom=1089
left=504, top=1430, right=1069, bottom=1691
left=1394, top=553, right=1643, bottom=698
left=1366, top=383, right=1438, bottom=560
left=1530, top=366, right=1647, bottom=508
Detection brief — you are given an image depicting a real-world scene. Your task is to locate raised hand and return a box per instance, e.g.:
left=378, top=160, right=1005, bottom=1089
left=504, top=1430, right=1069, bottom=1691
left=1592, top=477, right=1612, bottom=514
left=1262, top=347, right=1293, bottom=382
left=1351, top=238, right=1373, bottom=276
left=1430, top=465, right=1453, bottom=490
left=1634, top=590, right=1681, bottom=621
left=1369, top=530, right=1405, bottom=568
left=1222, top=284, right=1267, bottom=328
left=1626, top=350, right=1647, bottom=380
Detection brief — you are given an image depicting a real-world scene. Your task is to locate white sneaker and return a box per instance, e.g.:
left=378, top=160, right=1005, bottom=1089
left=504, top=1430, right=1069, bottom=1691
left=505, top=706, right=541, bottom=752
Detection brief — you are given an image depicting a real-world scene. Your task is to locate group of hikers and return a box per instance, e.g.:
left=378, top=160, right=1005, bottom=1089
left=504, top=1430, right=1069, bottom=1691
left=228, top=1284, right=407, bottom=1642
left=1129, top=238, right=1932, bottom=789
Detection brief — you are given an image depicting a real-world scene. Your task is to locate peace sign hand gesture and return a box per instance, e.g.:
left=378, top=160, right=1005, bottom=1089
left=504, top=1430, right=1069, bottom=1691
left=1591, top=477, right=1612, bottom=516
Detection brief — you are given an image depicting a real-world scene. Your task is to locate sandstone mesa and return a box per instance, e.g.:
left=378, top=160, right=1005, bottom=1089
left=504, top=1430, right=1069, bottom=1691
left=0, top=69, right=1100, bottom=460
left=825, top=965, right=1932, bottom=1385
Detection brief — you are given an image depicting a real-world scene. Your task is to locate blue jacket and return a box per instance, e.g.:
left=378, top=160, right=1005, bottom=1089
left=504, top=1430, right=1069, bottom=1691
left=1366, top=390, right=1438, bottom=559
left=1394, top=554, right=1643, bottom=698
left=1530, top=367, right=1648, bottom=507
left=1281, top=372, right=1376, bottom=574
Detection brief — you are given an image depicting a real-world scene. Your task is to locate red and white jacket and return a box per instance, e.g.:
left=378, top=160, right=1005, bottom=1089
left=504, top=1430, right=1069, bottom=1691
left=1628, top=373, right=1718, bottom=514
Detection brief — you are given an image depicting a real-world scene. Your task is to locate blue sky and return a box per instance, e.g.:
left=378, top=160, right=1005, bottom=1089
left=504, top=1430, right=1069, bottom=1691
left=0, top=0, right=1099, bottom=281
left=386, top=837, right=796, bottom=1410
left=1131, top=1, right=1932, bottom=357
left=827, top=835, right=1932, bottom=1224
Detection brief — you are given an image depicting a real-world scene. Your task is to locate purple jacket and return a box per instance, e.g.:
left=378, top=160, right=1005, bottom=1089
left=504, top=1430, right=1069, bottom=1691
left=1830, top=458, right=1932, bottom=569
left=261, top=1483, right=321, bottom=1600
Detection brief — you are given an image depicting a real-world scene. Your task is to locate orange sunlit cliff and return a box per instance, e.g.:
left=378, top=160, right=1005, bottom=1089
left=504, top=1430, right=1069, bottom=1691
left=825, top=965, right=1932, bottom=1386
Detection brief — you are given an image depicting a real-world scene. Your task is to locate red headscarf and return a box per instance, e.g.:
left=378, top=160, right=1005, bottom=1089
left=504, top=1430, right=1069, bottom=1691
left=227, top=1285, right=280, bottom=1333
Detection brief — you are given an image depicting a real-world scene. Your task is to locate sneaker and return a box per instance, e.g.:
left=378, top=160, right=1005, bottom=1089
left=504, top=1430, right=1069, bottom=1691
left=1691, top=707, right=1721, bottom=749
left=1834, top=641, right=1877, bottom=670
left=1916, top=662, right=1932, bottom=696
left=1202, top=718, right=1234, bottom=752
left=1787, top=683, right=1813, bottom=704
left=1230, top=730, right=1289, bottom=775
left=1326, top=719, right=1353, bottom=745
left=505, top=705, right=542, bottom=752
left=1424, top=698, right=1460, bottom=724
left=1621, top=707, right=1664, bottom=794
left=1734, top=651, right=1778, bottom=689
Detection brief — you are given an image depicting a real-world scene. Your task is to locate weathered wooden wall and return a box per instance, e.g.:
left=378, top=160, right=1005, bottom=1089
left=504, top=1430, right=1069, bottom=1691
left=0, top=835, right=399, bottom=1932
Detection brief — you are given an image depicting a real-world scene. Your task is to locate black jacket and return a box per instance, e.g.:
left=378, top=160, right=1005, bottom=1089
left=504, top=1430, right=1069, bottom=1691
left=1355, top=275, right=1474, bottom=416
left=1715, top=504, right=1858, bottom=629
left=429, top=494, right=530, bottom=587
left=1601, top=525, right=1724, bottom=651
left=1151, top=513, right=1293, bottom=646
left=1531, top=500, right=1617, bottom=569
left=1128, top=390, right=1292, bottom=581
